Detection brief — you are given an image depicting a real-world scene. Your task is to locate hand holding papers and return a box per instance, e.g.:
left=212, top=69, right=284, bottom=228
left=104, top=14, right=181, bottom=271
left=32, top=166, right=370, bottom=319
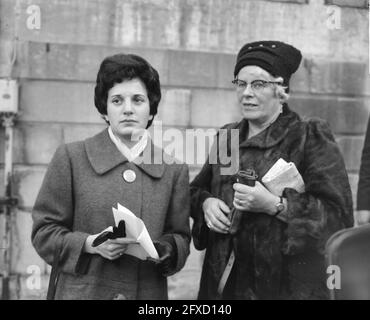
left=92, top=220, right=127, bottom=247
left=112, top=203, right=159, bottom=260
left=262, top=158, right=305, bottom=196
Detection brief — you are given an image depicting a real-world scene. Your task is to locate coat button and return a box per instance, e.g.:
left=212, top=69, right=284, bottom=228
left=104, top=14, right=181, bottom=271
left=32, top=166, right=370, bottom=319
left=123, top=169, right=136, bottom=183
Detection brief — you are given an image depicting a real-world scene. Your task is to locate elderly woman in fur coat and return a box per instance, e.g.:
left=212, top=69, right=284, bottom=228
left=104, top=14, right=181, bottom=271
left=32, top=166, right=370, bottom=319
left=32, top=54, right=190, bottom=300
left=191, top=41, right=353, bottom=300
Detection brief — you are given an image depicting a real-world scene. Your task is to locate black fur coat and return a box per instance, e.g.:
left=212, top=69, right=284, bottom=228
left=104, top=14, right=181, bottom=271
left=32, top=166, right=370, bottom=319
left=191, top=104, right=353, bottom=300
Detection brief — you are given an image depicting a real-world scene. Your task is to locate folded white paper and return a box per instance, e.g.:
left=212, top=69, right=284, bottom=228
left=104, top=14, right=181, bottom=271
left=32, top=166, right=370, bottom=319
left=112, top=203, right=159, bottom=260
left=262, top=158, right=305, bottom=196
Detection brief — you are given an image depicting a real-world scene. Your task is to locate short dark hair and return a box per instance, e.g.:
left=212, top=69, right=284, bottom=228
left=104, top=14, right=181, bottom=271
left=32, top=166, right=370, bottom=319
left=94, top=53, right=161, bottom=128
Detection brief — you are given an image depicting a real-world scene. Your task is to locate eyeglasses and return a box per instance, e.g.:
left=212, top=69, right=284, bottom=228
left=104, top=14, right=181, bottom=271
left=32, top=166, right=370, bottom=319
left=231, top=79, right=282, bottom=91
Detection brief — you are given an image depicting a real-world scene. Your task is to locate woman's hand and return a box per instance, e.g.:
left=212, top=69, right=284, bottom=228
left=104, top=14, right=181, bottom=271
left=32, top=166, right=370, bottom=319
left=233, top=181, right=279, bottom=215
left=84, top=232, right=138, bottom=260
left=202, top=197, right=231, bottom=234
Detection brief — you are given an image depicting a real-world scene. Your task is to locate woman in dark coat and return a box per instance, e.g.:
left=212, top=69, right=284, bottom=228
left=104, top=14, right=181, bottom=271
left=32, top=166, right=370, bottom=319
left=31, top=54, right=191, bottom=300
left=191, top=41, right=353, bottom=300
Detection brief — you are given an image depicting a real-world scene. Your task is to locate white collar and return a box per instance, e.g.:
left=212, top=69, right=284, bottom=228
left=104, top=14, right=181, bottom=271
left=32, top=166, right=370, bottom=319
left=108, top=127, right=149, bottom=162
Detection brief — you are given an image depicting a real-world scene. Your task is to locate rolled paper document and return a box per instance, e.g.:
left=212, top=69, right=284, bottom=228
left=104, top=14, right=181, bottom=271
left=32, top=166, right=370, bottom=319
left=262, top=158, right=305, bottom=196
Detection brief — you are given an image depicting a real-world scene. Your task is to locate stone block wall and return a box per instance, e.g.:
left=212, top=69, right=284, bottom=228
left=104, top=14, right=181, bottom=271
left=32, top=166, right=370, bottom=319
left=0, top=0, right=368, bottom=299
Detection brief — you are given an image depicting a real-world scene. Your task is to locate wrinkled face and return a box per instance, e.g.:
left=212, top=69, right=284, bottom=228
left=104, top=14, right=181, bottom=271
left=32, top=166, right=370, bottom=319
left=236, top=65, right=282, bottom=125
left=106, top=78, right=152, bottom=144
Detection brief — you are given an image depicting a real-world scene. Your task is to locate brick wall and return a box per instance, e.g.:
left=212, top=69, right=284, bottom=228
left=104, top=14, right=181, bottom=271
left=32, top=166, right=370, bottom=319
left=0, top=0, right=368, bottom=299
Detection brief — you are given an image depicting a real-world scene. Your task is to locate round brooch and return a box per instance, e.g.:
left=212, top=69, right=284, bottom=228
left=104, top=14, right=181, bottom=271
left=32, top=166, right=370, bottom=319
left=122, top=169, right=136, bottom=183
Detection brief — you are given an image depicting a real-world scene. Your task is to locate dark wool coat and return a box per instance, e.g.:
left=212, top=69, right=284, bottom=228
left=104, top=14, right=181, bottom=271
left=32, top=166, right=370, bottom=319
left=191, top=104, right=353, bottom=300
left=357, top=116, right=370, bottom=210
left=32, top=129, right=191, bottom=300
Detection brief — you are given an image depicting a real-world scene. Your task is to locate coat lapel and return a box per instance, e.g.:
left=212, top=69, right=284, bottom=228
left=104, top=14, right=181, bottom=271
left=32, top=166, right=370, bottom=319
left=132, top=143, right=166, bottom=178
left=84, top=129, right=165, bottom=178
